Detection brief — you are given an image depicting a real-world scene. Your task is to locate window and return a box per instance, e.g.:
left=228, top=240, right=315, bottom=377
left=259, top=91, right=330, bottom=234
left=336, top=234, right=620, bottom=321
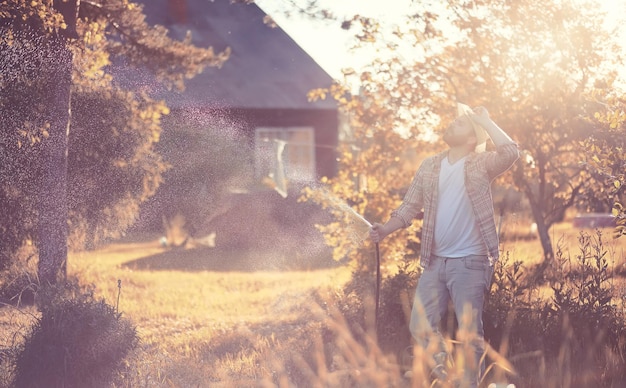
left=255, top=127, right=316, bottom=188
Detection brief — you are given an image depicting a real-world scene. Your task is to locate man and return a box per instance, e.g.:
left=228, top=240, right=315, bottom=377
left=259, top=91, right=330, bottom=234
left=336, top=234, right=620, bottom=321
left=369, top=104, right=519, bottom=387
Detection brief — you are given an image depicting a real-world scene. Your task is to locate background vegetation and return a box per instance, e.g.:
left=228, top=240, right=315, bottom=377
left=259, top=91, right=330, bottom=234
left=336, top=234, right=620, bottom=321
left=0, top=0, right=229, bottom=270
left=2, top=224, right=625, bottom=387
left=1, top=0, right=626, bottom=386
left=307, top=0, right=625, bottom=263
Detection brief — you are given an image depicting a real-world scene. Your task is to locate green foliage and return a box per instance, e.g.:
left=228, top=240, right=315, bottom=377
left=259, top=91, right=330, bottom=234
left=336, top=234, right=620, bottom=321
left=484, top=253, right=544, bottom=352
left=581, top=92, right=626, bottom=238
left=0, top=1, right=66, bottom=35
left=485, top=231, right=626, bottom=386
left=302, top=85, right=429, bottom=264
left=12, top=284, right=138, bottom=388
left=308, top=0, right=625, bottom=262
left=332, top=230, right=626, bottom=386
left=552, top=232, right=615, bottom=326
left=334, top=256, right=373, bottom=338
left=0, top=0, right=230, bottom=266
left=376, top=260, right=418, bottom=346
left=335, top=255, right=418, bottom=351
left=67, top=86, right=170, bottom=249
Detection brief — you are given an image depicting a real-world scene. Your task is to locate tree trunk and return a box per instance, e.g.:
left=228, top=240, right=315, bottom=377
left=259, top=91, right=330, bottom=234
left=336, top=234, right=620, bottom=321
left=37, top=37, right=72, bottom=286
left=527, top=193, right=555, bottom=262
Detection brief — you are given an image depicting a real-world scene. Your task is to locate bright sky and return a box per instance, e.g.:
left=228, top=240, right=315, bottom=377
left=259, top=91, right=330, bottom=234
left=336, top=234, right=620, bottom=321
left=255, top=0, right=414, bottom=79
left=256, top=0, right=626, bottom=81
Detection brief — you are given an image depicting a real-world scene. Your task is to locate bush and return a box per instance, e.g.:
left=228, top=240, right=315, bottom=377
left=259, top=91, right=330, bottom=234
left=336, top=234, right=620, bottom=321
left=376, top=260, right=417, bottom=348
left=12, top=285, right=138, bottom=388
left=334, top=230, right=626, bottom=386
left=485, top=230, right=626, bottom=387
left=334, top=257, right=372, bottom=343
left=0, top=244, right=39, bottom=306
left=334, top=252, right=418, bottom=363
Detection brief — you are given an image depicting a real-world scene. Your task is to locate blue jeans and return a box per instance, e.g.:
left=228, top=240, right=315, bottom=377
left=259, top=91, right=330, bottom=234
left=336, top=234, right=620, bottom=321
left=409, top=255, right=492, bottom=387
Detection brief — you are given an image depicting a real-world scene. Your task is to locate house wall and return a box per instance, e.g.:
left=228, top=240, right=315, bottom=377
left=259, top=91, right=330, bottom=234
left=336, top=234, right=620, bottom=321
left=132, top=106, right=338, bottom=235
left=235, top=108, right=339, bottom=179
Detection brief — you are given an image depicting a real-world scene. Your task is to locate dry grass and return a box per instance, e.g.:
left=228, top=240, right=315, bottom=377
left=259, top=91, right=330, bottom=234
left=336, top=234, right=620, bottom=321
left=65, top=239, right=357, bottom=386
left=500, top=219, right=626, bottom=266
left=1, top=222, right=626, bottom=386
left=501, top=222, right=626, bottom=301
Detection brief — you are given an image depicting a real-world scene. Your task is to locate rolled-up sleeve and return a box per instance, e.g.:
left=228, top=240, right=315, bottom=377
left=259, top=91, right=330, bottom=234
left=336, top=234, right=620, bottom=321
left=391, top=163, right=426, bottom=227
left=484, top=143, right=520, bottom=180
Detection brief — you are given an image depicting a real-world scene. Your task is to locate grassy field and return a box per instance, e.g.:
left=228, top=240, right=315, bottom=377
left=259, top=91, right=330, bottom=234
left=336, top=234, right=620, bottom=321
left=67, top=239, right=360, bottom=386
left=2, top=222, right=626, bottom=386
left=71, top=241, right=352, bottom=341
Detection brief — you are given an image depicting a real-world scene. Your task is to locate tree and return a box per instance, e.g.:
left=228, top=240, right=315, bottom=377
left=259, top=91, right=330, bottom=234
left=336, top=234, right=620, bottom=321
left=1, top=2, right=76, bottom=285
left=582, top=88, right=626, bottom=238
left=307, top=0, right=624, bottom=263
left=0, top=1, right=229, bottom=279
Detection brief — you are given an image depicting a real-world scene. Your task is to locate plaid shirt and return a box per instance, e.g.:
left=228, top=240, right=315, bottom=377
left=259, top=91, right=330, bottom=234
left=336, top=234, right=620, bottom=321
left=392, top=143, right=519, bottom=268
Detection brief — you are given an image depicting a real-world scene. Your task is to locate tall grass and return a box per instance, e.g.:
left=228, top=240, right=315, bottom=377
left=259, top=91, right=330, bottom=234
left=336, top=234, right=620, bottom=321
left=1, top=225, right=625, bottom=386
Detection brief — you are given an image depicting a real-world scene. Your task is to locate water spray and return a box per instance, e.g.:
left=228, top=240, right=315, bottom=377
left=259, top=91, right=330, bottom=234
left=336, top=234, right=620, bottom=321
left=264, top=139, right=382, bottom=330
left=335, top=203, right=381, bottom=332
left=286, top=183, right=382, bottom=331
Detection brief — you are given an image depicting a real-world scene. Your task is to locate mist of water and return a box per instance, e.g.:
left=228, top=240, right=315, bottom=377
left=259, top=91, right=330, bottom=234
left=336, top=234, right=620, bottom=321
left=1, top=25, right=358, bottom=270
left=299, top=182, right=372, bottom=252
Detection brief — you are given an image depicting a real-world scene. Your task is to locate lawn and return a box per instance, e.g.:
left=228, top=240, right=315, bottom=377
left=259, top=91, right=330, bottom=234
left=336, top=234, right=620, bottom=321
left=71, top=240, right=352, bottom=344
left=67, top=239, right=358, bottom=386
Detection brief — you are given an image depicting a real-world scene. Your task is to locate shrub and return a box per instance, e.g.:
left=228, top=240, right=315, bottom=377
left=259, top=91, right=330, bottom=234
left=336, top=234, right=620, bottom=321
left=544, top=230, right=626, bottom=386
left=0, top=244, right=39, bottom=306
left=12, top=284, right=138, bottom=388
left=334, top=258, right=371, bottom=344
left=484, top=252, right=545, bottom=354
left=376, top=260, right=417, bottom=349
left=485, top=230, right=626, bottom=387
left=336, top=230, right=626, bottom=386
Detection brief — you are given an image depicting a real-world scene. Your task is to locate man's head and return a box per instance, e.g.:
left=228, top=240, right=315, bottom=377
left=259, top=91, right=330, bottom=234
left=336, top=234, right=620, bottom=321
left=451, top=103, right=487, bottom=152
left=443, top=115, right=479, bottom=149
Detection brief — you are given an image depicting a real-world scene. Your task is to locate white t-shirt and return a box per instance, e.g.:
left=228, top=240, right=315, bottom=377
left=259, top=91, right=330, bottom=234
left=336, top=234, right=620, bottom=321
left=432, top=156, right=488, bottom=257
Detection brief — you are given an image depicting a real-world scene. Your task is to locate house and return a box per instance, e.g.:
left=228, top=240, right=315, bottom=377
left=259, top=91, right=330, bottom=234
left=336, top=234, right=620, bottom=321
left=124, top=0, right=339, bottom=263
left=136, top=0, right=339, bottom=182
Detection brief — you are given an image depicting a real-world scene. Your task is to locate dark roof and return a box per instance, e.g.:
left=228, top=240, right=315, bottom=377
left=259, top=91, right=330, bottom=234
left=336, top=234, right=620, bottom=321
left=134, top=0, right=336, bottom=110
